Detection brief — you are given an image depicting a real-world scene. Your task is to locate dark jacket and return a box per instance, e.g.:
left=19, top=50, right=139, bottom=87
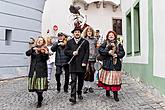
left=26, top=47, right=49, bottom=78
left=51, top=41, right=70, bottom=66
left=64, top=38, right=89, bottom=73
left=98, top=42, right=125, bottom=71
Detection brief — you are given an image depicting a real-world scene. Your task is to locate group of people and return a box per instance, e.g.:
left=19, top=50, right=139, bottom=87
left=26, top=26, right=125, bottom=108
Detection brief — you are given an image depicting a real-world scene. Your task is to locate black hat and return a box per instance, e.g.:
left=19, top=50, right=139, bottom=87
left=58, top=32, right=68, bottom=38
left=96, top=30, right=100, bottom=33
left=71, top=27, right=83, bottom=34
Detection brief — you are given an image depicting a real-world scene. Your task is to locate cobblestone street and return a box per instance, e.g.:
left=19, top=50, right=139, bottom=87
left=0, top=72, right=165, bottom=110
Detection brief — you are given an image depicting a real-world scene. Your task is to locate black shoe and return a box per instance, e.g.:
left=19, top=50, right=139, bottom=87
left=57, top=90, right=60, bottom=93
left=37, top=102, right=42, bottom=108
left=114, top=97, right=119, bottom=102
left=64, top=89, right=68, bottom=93
left=57, top=87, right=60, bottom=93
left=106, top=90, right=110, bottom=97
left=57, top=83, right=61, bottom=93
left=113, top=91, right=119, bottom=102
left=78, top=95, right=83, bottom=100
left=83, top=87, right=88, bottom=94
left=89, top=87, right=94, bottom=93
left=64, top=85, right=68, bottom=93
left=69, top=97, right=76, bottom=104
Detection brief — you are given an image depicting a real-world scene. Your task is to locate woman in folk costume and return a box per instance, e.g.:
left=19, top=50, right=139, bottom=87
left=98, top=31, right=125, bottom=102
left=26, top=37, right=49, bottom=108
left=46, top=37, right=55, bottom=83
left=82, top=26, right=97, bottom=94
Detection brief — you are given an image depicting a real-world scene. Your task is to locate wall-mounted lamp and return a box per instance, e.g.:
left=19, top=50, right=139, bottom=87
left=94, top=1, right=101, bottom=8
left=84, top=3, right=89, bottom=10
left=103, top=1, right=106, bottom=8
left=112, top=5, right=118, bottom=12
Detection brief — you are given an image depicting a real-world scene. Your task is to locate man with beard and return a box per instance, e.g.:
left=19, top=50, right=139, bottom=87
left=64, top=27, right=89, bottom=104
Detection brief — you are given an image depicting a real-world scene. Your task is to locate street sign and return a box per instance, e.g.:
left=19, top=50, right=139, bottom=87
left=53, top=25, right=58, bottom=31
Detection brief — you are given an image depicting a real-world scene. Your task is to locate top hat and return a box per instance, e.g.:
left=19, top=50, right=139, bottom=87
left=71, top=27, right=83, bottom=34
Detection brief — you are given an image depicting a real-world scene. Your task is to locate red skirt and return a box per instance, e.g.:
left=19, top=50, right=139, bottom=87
left=98, top=69, right=122, bottom=91
left=98, top=81, right=121, bottom=91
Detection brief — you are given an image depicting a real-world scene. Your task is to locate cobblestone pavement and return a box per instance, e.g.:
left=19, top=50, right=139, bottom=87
left=0, top=72, right=165, bottom=110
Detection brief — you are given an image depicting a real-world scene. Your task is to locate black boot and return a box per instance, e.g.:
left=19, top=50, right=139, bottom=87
left=113, top=91, right=119, bottom=102
left=106, top=90, right=110, bottom=97
left=37, top=101, right=42, bottom=108
left=78, top=94, right=83, bottom=100
left=57, top=83, right=61, bottom=93
left=64, top=69, right=69, bottom=93
left=69, top=97, right=76, bottom=104
left=64, top=85, right=68, bottom=93
left=55, top=74, right=61, bottom=93
left=37, top=92, right=43, bottom=108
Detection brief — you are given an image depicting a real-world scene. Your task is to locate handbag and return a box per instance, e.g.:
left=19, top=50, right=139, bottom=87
left=84, top=63, right=91, bottom=81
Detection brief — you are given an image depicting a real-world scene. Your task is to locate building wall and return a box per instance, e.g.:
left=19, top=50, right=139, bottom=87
left=74, top=2, right=122, bottom=38
left=42, top=0, right=72, bottom=37
left=42, top=0, right=122, bottom=39
left=0, top=0, right=46, bottom=79
left=121, top=0, right=148, bottom=64
left=153, top=0, right=165, bottom=78
left=121, top=0, right=165, bottom=95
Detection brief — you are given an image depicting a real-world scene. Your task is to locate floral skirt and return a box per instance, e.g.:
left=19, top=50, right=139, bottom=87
left=98, top=69, right=122, bottom=91
left=28, top=72, right=48, bottom=92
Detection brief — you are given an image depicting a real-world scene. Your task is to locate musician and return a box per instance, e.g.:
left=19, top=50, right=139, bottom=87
left=95, top=30, right=101, bottom=48
left=98, top=31, right=125, bottom=102
left=51, top=32, right=70, bottom=93
left=26, top=36, right=49, bottom=108
left=46, top=37, right=55, bottom=83
left=64, top=27, right=89, bottom=104
left=82, top=26, right=97, bottom=94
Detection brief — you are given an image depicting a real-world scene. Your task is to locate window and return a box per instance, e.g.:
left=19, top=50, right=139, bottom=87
left=113, top=19, right=122, bottom=35
left=133, top=2, right=140, bottom=54
left=126, top=12, right=132, bottom=56
left=5, top=29, right=12, bottom=45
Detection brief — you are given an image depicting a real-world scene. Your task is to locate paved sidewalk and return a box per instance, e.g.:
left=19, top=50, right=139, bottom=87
left=0, top=72, right=165, bottom=110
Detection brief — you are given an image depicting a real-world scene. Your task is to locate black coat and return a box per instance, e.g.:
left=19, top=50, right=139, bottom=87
left=98, top=42, right=125, bottom=71
left=26, top=47, right=49, bottom=77
left=64, top=38, right=89, bottom=73
left=51, top=42, right=70, bottom=66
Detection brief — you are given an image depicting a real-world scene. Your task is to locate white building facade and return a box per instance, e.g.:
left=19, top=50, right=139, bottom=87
left=121, top=0, right=165, bottom=95
left=0, top=0, right=46, bottom=79
left=42, top=0, right=122, bottom=39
